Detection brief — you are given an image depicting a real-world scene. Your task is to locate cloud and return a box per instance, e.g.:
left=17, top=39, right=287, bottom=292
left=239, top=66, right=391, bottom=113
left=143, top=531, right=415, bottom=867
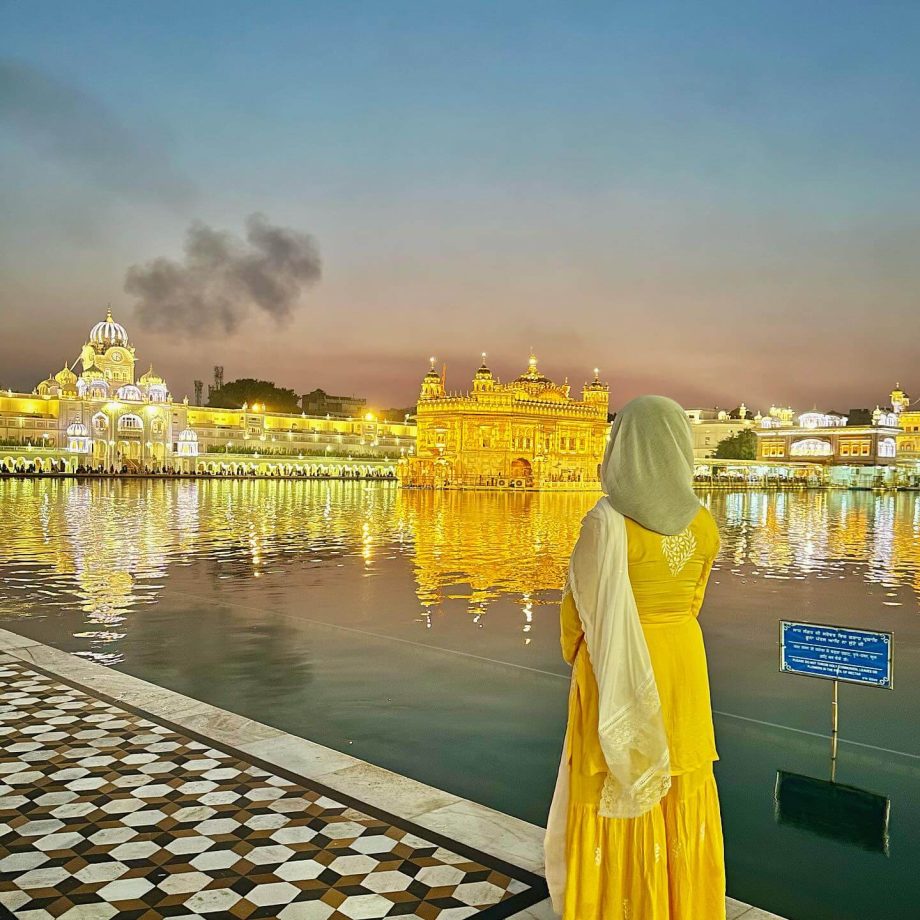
left=0, top=58, right=192, bottom=205
left=125, top=214, right=322, bottom=334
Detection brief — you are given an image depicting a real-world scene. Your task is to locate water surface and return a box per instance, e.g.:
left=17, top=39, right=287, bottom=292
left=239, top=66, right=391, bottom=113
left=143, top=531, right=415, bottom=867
left=0, top=479, right=918, bottom=919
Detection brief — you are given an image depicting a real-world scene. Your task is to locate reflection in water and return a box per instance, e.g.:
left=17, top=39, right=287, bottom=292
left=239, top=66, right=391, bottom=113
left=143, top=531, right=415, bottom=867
left=399, top=489, right=597, bottom=618
left=2, top=480, right=920, bottom=662
left=774, top=770, right=891, bottom=855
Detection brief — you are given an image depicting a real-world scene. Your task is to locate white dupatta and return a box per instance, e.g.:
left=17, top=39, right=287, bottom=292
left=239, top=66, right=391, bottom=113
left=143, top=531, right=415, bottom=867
left=544, top=499, right=671, bottom=913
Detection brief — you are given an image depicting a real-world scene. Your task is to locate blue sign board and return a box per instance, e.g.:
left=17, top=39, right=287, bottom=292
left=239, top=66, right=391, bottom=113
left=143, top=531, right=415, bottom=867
left=780, top=621, right=893, bottom=688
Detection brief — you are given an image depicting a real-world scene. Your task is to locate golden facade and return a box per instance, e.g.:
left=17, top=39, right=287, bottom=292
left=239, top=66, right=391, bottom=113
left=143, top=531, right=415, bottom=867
left=0, top=309, right=414, bottom=476
left=892, top=384, right=920, bottom=459
left=400, top=354, right=609, bottom=490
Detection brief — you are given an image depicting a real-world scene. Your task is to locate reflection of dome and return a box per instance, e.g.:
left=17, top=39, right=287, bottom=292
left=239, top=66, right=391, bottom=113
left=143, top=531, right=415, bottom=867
left=116, top=384, right=142, bottom=401
left=89, top=308, right=129, bottom=348
left=66, top=421, right=89, bottom=437
left=178, top=428, right=198, bottom=442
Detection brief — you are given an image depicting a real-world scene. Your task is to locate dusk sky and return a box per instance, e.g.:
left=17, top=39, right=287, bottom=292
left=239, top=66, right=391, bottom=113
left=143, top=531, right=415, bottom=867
left=2, top=1, right=919, bottom=413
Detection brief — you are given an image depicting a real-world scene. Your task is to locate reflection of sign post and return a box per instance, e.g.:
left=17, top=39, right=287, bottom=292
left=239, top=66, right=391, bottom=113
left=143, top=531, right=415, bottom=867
left=779, top=621, right=893, bottom=780
left=773, top=771, right=890, bottom=855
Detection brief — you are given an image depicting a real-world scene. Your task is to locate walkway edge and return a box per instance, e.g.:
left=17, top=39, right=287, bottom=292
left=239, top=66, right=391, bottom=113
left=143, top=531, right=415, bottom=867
left=0, top=627, right=785, bottom=920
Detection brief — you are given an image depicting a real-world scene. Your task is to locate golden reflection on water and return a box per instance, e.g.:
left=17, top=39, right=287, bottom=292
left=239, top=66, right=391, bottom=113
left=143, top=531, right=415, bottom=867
left=1, top=481, right=920, bottom=638
left=396, top=489, right=598, bottom=618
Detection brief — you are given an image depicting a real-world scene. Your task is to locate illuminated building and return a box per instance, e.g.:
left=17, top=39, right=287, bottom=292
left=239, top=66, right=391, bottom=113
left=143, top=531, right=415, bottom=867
left=0, top=308, right=414, bottom=476
left=400, top=353, right=609, bottom=490
left=685, top=405, right=758, bottom=460
left=753, top=388, right=910, bottom=487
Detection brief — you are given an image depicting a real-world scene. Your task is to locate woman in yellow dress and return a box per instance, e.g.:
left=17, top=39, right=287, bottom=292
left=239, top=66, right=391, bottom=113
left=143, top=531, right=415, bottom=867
left=545, top=395, right=725, bottom=920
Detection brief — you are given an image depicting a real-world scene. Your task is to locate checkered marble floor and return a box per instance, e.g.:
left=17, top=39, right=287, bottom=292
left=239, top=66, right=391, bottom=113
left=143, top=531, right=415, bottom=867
left=0, top=662, right=546, bottom=920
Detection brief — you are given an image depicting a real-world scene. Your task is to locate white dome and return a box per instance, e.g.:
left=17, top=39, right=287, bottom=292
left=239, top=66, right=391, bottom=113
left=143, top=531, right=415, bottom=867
left=178, top=428, right=198, bottom=442
left=89, top=308, right=129, bottom=348
left=66, top=421, right=89, bottom=437
left=116, top=384, right=142, bottom=400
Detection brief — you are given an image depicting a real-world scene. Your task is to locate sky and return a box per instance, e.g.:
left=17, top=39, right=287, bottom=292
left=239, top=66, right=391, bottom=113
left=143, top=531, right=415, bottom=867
left=1, top=0, right=919, bottom=413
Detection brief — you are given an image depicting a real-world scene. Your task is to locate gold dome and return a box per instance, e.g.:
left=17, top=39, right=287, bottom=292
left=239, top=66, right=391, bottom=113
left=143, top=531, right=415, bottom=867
left=139, top=364, right=164, bottom=386
left=54, top=363, right=77, bottom=386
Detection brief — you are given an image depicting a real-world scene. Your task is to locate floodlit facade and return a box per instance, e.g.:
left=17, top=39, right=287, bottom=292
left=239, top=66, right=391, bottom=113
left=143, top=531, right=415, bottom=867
left=0, top=309, right=414, bottom=476
left=753, top=386, right=916, bottom=487
left=400, top=354, right=609, bottom=490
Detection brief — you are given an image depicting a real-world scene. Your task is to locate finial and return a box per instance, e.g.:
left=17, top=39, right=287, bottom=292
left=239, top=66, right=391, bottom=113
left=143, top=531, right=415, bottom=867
left=481, top=352, right=487, bottom=362
left=429, top=356, right=436, bottom=370
left=105, top=303, right=113, bottom=322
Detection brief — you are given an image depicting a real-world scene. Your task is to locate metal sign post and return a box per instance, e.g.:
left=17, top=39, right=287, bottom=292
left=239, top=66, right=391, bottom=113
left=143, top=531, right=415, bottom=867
left=779, top=620, right=893, bottom=780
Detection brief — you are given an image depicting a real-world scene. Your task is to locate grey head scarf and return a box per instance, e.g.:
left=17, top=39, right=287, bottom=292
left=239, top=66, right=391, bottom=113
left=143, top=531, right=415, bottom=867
left=601, top=395, right=701, bottom=536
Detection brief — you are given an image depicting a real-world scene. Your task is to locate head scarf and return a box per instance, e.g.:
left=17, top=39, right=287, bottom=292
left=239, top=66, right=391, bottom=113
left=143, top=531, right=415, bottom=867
left=602, top=394, right=700, bottom=535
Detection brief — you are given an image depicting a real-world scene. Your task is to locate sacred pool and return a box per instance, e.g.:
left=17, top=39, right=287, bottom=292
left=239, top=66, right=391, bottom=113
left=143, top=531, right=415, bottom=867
left=0, top=478, right=917, bottom=920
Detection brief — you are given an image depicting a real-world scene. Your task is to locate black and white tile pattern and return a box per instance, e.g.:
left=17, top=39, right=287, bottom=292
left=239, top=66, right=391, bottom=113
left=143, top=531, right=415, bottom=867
left=0, top=662, right=546, bottom=919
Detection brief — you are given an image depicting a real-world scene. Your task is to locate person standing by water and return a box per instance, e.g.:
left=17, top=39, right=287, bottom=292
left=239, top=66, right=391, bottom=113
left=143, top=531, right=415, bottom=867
left=545, top=395, right=726, bottom=919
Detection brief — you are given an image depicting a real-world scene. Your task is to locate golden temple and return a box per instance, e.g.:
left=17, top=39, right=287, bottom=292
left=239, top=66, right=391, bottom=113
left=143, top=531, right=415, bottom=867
left=399, top=353, right=610, bottom=490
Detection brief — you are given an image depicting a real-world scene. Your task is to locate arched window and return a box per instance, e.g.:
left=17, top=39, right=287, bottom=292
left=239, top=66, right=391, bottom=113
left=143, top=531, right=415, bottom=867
left=790, top=438, right=833, bottom=457
left=117, top=414, right=144, bottom=432
left=92, top=412, right=108, bottom=432
left=879, top=437, right=896, bottom=458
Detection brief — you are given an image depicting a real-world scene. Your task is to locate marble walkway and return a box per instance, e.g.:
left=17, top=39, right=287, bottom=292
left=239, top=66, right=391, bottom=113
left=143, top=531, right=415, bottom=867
left=0, top=629, right=785, bottom=920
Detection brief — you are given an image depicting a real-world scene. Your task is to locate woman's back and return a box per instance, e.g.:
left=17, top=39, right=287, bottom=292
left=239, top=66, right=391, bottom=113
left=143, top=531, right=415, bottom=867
left=625, top=506, right=720, bottom=773
left=625, top=506, right=720, bottom=625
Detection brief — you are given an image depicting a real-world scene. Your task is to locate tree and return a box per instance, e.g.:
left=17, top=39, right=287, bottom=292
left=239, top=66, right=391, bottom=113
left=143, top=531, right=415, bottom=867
left=714, top=428, right=757, bottom=460
left=208, top=378, right=300, bottom=413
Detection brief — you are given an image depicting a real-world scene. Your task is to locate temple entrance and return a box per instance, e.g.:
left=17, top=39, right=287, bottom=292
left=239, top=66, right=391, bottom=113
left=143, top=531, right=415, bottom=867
left=510, top=457, right=533, bottom=487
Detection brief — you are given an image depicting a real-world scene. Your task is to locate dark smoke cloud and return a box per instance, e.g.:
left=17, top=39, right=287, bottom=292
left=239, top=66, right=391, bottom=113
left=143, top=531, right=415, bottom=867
left=125, top=214, right=322, bottom=334
left=0, top=58, right=193, bottom=205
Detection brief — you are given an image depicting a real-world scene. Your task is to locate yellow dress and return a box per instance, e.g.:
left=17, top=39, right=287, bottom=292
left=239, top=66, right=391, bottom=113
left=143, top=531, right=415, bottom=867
left=560, top=506, right=725, bottom=920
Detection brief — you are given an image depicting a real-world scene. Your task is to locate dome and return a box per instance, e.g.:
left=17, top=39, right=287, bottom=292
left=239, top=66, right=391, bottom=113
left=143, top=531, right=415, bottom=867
left=474, top=353, right=493, bottom=378
left=178, top=428, right=198, bottom=442
left=584, top=368, right=607, bottom=391
left=139, top=364, right=164, bottom=386
left=516, top=352, right=553, bottom=386
left=66, top=421, right=89, bottom=437
left=89, top=308, right=129, bottom=348
left=36, top=375, right=56, bottom=395
left=54, top=364, right=77, bottom=385
left=116, top=384, right=142, bottom=401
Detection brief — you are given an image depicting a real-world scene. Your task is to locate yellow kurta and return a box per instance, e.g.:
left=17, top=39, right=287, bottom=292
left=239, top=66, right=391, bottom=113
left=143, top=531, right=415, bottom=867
left=560, top=506, right=725, bottom=920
